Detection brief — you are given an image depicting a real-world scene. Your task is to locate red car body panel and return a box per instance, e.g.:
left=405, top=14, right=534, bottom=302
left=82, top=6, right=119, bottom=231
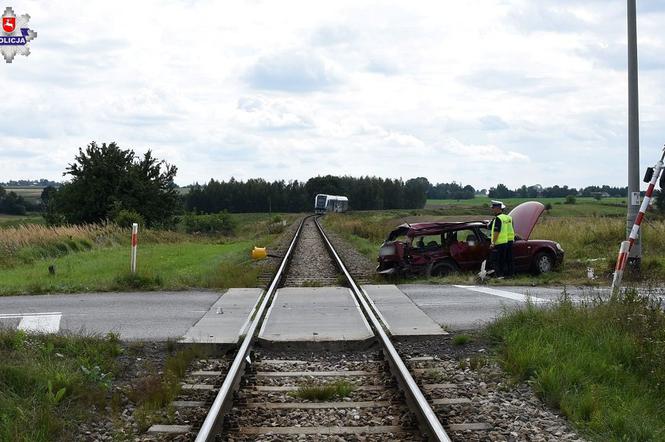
left=377, top=202, right=563, bottom=276
left=509, top=201, right=545, bottom=240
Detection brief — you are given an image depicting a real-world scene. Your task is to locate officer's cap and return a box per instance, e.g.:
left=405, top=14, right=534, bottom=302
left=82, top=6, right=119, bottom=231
left=491, top=200, right=506, bottom=209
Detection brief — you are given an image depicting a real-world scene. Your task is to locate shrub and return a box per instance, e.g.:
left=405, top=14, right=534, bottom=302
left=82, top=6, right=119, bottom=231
left=544, top=203, right=553, bottom=211
left=113, top=209, right=145, bottom=229
left=182, top=213, right=236, bottom=235
left=565, top=195, right=577, bottom=205
left=453, top=334, right=471, bottom=346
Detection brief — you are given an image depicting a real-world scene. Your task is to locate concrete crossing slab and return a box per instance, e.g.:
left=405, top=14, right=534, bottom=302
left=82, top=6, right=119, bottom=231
left=258, top=287, right=373, bottom=343
left=180, top=288, right=263, bottom=344
left=362, top=285, right=447, bottom=336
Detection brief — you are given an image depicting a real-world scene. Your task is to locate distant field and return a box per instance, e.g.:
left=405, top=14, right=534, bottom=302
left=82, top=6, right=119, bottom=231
left=4, top=186, right=44, bottom=203
left=426, top=196, right=626, bottom=217
left=0, top=213, right=44, bottom=227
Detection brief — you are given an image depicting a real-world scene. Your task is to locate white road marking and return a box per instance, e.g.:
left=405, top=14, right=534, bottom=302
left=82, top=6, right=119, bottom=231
left=0, top=311, right=61, bottom=318
left=17, top=314, right=62, bottom=333
left=0, top=312, right=62, bottom=333
left=453, top=285, right=549, bottom=304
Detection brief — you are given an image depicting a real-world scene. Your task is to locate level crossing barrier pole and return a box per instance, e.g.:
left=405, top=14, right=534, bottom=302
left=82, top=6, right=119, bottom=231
left=611, top=146, right=665, bottom=294
left=130, top=223, right=138, bottom=273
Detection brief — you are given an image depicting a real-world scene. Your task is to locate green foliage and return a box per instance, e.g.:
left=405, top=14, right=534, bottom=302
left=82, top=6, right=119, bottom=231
left=0, top=331, right=121, bottom=441
left=112, top=209, right=145, bottom=229
left=427, top=182, right=475, bottom=200
left=565, top=195, right=577, bottom=205
left=292, top=381, right=356, bottom=401
left=487, top=292, right=665, bottom=440
left=488, top=183, right=515, bottom=198
left=128, top=347, right=202, bottom=431
left=654, top=190, right=665, bottom=213
left=46, top=380, right=67, bottom=406
left=185, top=175, right=430, bottom=212
left=0, top=185, right=31, bottom=215
left=183, top=212, right=236, bottom=234
left=544, top=202, right=553, bottom=211
left=47, top=142, right=179, bottom=227
left=452, top=334, right=471, bottom=346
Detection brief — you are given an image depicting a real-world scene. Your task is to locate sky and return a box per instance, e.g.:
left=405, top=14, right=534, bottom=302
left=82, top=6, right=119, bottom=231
left=1, top=0, right=665, bottom=190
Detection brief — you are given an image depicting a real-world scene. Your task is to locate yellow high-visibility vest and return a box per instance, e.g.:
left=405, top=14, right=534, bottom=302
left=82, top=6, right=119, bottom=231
left=490, top=213, right=515, bottom=245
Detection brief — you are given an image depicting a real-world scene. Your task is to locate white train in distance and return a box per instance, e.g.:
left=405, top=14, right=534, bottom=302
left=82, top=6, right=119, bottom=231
left=314, top=194, right=349, bottom=213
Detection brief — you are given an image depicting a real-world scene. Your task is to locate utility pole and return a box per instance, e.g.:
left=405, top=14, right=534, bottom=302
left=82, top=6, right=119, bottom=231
left=626, top=0, right=641, bottom=271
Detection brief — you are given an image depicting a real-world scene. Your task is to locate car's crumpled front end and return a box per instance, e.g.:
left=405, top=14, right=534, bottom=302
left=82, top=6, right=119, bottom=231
left=376, top=240, right=406, bottom=275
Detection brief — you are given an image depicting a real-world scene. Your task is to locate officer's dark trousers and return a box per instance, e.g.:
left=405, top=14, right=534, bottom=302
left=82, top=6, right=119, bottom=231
left=494, top=242, right=514, bottom=277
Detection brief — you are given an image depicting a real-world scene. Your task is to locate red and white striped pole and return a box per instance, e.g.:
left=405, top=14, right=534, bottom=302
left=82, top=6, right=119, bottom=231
left=130, top=223, right=138, bottom=273
left=611, top=147, right=665, bottom=293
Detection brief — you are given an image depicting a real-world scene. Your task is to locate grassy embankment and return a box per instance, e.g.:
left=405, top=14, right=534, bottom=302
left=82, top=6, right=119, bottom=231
left=0, top=329, right=206, bottom=441
left=323, top=204, right=665, bottom=285
left=0, top=213, right=296, bottom=295
left=0, top=330, right=121, bottom=441
left=488, top=291, right=665, bottom=440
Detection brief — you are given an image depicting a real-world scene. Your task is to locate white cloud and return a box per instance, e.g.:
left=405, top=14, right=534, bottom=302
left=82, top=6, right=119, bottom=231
left=0, top=0, right=663, bottom=190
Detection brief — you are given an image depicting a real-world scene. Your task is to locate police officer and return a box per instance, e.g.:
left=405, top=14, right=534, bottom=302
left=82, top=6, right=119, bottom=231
left=489, top=200, right=515, bottom=277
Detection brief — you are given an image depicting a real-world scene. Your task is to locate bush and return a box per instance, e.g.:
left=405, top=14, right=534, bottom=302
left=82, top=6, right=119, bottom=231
left=113, top=209, right=145, bottom=229
left=182, top=213, right=236, bottom=235
left=565, top=195, right=576, bottom=205
left=544, top=203, right=553, bottom=211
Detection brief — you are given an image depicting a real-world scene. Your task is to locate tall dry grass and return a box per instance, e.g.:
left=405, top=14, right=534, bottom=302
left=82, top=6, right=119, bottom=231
left=0, top=223, right=187, bottom=267
left=533, top=217, right=665, bottom=260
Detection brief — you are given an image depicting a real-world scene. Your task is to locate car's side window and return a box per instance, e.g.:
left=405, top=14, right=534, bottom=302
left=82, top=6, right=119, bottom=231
left=413, top=235, right=441, bottom=249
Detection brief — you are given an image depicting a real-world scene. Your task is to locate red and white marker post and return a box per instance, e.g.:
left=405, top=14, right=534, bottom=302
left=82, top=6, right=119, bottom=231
left=611, top=147, right=665, bottom=293
left=130, top=223, right=138, bottom=273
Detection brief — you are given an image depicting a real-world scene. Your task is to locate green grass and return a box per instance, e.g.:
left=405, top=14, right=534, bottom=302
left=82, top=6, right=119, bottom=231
left=487, top=291, right=665, bottom=441
left=0, top=213, right=44, bottom=228
left=126, top=347, right=204, bottom=431
left=0, top=212, right=299, bottom=295
left=0, top=241, right=262, bottom=295
left=292, top=381, right=356, bottom=401
left=426, top=196, right=626, bottom=217
left=0, top=330, right=122, bottom=442
left=452, top=334, right=472, bottom=346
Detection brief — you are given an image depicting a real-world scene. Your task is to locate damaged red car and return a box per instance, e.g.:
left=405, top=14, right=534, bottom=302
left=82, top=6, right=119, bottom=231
left=377, top=201, right=564, bottom=277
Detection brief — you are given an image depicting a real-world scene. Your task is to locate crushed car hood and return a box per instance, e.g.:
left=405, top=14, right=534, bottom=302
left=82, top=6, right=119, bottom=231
left=509, top=201, right=545, bottom=240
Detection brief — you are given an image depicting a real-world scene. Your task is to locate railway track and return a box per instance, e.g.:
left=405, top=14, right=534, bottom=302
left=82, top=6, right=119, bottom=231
left=182, top=215, right=452, bottom=442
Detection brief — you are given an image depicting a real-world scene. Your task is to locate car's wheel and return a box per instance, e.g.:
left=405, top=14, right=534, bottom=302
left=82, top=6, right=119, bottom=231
left=428, top=261, right=458, bottom=277
left=533, top=252, right=554, bottom=274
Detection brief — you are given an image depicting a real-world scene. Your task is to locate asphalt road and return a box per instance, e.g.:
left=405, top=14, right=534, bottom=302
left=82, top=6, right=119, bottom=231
left=0, top=291, right=221, bottom=340
left=0, top=285, right=657, bottom=340
left=398, top=284, right=610, bottom=330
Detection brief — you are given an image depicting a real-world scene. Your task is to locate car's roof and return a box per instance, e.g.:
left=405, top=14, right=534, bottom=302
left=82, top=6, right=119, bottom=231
left=395, top=221, right=489, bottom=237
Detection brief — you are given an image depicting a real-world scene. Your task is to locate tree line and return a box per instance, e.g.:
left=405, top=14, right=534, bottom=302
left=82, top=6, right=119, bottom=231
left=0, top=187, right=39, bottom=215
left=185, top=176, right=430, bottom=213
left=5, top=141, right=665, bottom=225
left=488, top=183, right=628, bottom=199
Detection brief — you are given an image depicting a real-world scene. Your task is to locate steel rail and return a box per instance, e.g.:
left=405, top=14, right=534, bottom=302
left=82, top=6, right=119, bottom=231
left=314, top=217, right=452, bottom=442
left=195, top=216, right=310, bottom=442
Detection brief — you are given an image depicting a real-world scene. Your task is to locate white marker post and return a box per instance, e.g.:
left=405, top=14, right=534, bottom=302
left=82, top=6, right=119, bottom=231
left=130, top=223, right=138, bottom=273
